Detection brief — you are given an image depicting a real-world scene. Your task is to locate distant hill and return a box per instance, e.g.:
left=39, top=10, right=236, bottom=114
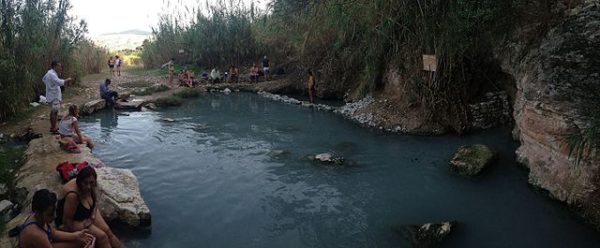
left=93, top=29, right=152, bottom=51
left=99, top=29, right=152, bottom=36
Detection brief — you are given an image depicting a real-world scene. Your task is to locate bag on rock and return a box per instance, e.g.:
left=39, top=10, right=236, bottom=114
left=56, top=161, right=89, bottom=183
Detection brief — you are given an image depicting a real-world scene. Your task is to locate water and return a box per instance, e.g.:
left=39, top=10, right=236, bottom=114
left=80, top=93, right=600, bottom=248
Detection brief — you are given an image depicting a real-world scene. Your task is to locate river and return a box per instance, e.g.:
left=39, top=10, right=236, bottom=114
left=79, top=93, right=600, bottom=247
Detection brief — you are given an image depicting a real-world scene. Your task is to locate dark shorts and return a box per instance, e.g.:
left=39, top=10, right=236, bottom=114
left=109, top=65, right=114, bottom=69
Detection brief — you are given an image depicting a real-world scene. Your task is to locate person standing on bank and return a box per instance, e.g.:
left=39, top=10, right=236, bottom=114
left=107, top=57, right=115, bottom=76
left=307, top=69, right=316, bottom=103
left=262, top=56, right=270, bottom=81
left=114, top=56, right=122, bottom=76
left=43, top=60, right=72, bottom=134
left=161, top=58, right=176, bottom=88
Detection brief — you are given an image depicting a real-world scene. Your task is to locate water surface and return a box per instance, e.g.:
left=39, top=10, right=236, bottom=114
left=80, top=93, right=600, bottom=248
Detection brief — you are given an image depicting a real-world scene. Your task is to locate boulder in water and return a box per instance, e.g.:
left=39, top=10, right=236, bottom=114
left=450, top=144, right=497, bottom=176
left=308, top=152, right=345, bottom=165
left=223, top=88, right=232, bottom=94
left=267, top=149, right=291, bottom=159
left=80, top=99, right=106, bottom=116
left=399, top=221, right=457, bottom=248
left=96, top=167, right=151, bottom=227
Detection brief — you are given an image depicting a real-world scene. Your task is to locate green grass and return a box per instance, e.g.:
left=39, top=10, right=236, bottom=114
left=154, top=96, right=183, bottom=107
left=0, top=145, right=26, bottom=232
left=0, top=145, right=24, bottom=185
left=4, top=106, right=38, bottom=126
left=173, top=88, right=203, bottom=98
left=126, top=67, right=165, bottom=76
left=132, top=85, right=171, bottom=96
left=120, top=80, right=154, bottom=88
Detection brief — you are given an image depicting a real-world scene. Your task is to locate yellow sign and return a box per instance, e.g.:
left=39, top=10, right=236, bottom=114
left=423, top=55, right=437, bottom=72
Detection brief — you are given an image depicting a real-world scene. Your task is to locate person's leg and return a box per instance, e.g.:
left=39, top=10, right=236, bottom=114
left=308, top=88, right=314, bottom=103
left=81, top=135, right=94, bottom=149
left=50, top=101, right=60, bottom=132
left=93, top=213, right=123, bottom=248
left=52, top=241, right=84, bottom=248
left=87, top=225, right=111, bottom=248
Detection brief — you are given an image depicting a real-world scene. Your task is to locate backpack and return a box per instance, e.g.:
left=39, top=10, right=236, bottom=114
left=56, top=161, right=89, bottom=183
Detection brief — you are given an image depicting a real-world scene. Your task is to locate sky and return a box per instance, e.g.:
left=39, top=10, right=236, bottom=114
left=70, top=0, right=271, bottom=36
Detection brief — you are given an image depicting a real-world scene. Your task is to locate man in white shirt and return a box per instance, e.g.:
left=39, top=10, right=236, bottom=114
left=43, top=60, right=72, bottom=133
left=210, top=67, right=221, bottom=84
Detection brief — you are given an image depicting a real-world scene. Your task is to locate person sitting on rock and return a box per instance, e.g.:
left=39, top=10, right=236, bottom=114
left=228, top=64, right=239, bottom=83
left=99, top=79, right=119, bottom=106
left=16, top=189, right=95, bottom=248
left=58, top=105, right=94, bottom=150
left=56, top=166, right=123, bottom=248
left=179, top=68, right=193, bottom=87
left=210, top=67, right=221, bottom=84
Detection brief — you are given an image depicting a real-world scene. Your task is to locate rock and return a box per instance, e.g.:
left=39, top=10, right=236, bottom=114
left=0, top=135, right=150, bottom=248
left=450, top=144, right=496, bottom=176
left=118, top=93, right=131, bottom=101
left=96, top=167, right=151, bottom=228
left=0, top=200, right=14, bottom=219
left=400, top=221, right=457, bottom=248
left=267, top=150, right=291, bottom=159
left=116, top=101, right=143, bottom=110
left=0, top=183, right=7, bottom=196
left=80, top=99, right=106, bottom=116
left=309, top=153, right=345, bottom=165
left=223, top=88, right=232, bottom=94
left=29, top=102, right=40, bottom=107
left=144, top=103, right=158, bottom=110
left=496, top=0, right=600, bottom=228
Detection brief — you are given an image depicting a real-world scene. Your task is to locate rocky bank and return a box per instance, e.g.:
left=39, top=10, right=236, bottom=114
left=496, top=0, right=600, bottom=228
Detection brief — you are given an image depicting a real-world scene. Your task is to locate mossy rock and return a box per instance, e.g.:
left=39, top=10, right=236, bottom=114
left=450, top=144, right=497, bottom=176
left=154, top=96, right=183, bottom=107
left=395, top=221, right=457, bottom=248
left=132, top=84, right=170, bottom=96
left=173, top=88, right=203, bottom=98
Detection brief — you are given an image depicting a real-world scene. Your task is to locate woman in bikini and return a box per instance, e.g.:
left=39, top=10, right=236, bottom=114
left=307, top=69, right=316, bottom=103
left=17, top=189, right=94, bottom=248
left=58, top=105, right=94, bottom=149
left=161, top=58, right=176, bottom=88
left=56, top=166, right=123, bottom=248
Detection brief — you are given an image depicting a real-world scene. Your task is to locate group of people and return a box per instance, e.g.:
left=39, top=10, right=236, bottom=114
left=22, top=61, right=122, bottom=247
left=159, top=56, right=319, bottom=102
left=107, top=56, right=122, bottom=77
left=15, top=167, right=122, bottom=248
left=160, top=56, right=273, bottom=87
left=43, top=61, right=93, bottom=148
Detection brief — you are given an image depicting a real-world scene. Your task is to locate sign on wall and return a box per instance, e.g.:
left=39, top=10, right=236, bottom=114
left=422, top=55, right=437, bottom=72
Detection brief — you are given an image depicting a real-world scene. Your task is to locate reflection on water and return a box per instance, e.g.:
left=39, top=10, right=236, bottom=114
left=80, top=93, right=600, bottom=248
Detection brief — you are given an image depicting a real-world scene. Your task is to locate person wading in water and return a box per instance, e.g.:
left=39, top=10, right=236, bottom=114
left=307, top=69, right=316, bottom=103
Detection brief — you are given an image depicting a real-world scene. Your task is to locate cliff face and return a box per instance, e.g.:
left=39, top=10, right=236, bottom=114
left=497, top=0, right=600, bottom=228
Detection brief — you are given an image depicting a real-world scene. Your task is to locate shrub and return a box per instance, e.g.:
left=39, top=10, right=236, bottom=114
left=154, top=96, right=183, bottom=107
